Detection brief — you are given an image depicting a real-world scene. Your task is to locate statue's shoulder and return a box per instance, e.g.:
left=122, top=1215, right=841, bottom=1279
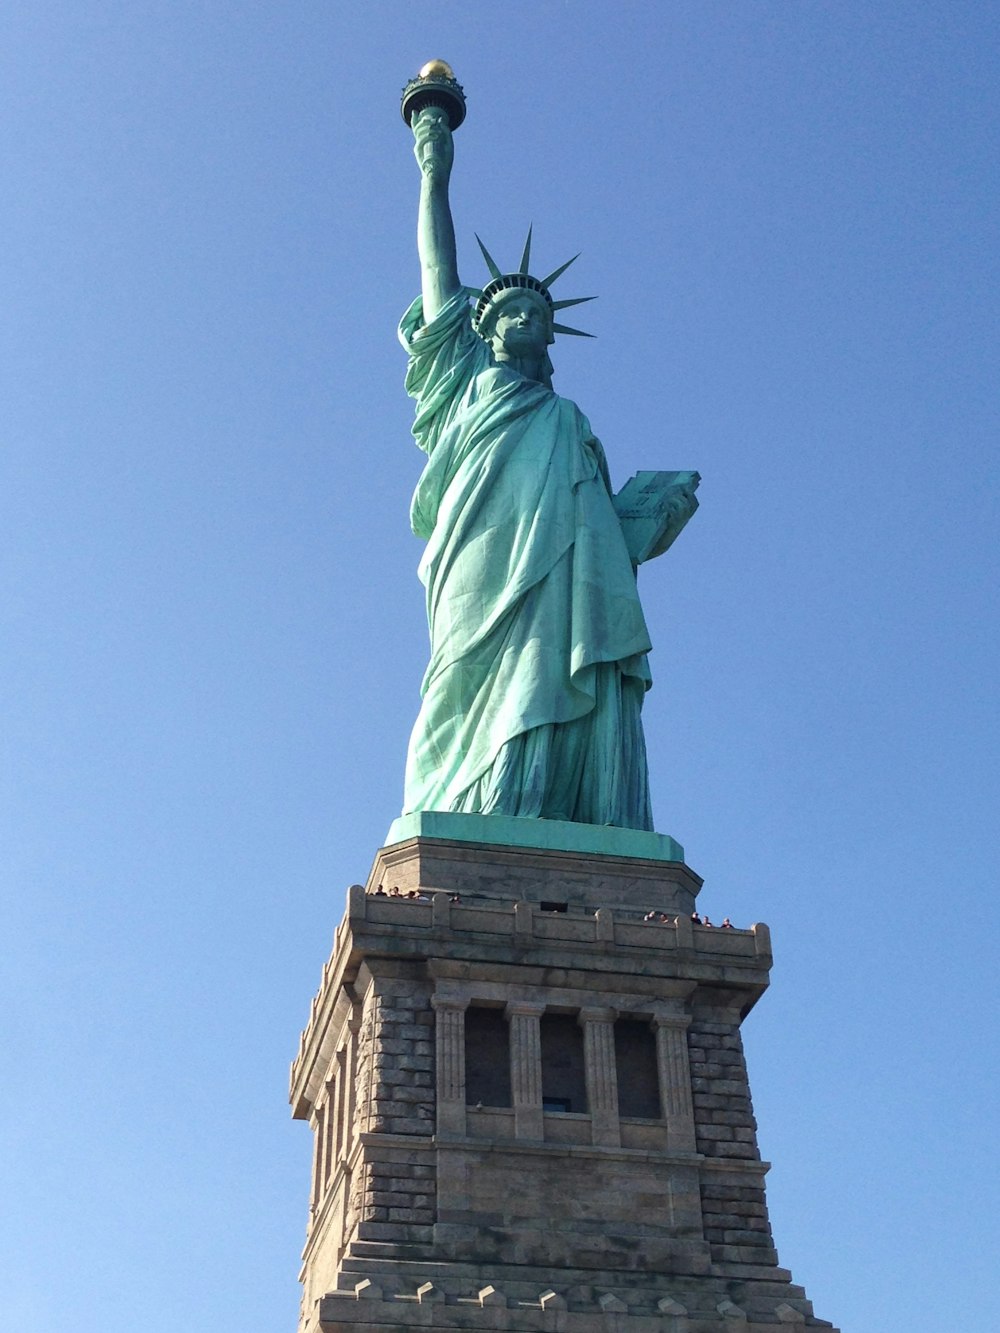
left=474, top=363, right=508, bottom=391
left=474, top=361, right=558, bottom=399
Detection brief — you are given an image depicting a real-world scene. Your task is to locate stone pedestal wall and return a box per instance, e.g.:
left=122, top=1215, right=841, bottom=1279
left=290, top=835, right=838, bottom=1333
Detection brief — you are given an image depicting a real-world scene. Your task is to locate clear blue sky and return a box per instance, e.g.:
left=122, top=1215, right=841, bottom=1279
left=2, top=4, right=997, bottom=1330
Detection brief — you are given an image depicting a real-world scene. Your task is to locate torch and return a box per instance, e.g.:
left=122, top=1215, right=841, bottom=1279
left=400, top=60, right=467, bottom=131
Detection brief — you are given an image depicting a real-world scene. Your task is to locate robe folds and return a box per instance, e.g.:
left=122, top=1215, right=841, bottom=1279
left=399, top=288, right=654, bottom=830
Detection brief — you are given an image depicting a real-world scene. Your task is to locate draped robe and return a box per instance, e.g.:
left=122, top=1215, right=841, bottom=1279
left=399, top=289, right=654, bottom=830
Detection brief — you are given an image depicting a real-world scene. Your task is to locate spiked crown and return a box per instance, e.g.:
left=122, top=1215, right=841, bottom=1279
left=471, top=227, right=595, bottom=341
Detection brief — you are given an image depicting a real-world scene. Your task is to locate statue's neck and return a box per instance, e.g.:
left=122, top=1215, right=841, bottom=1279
left=493, top=349, right=546, bottom=385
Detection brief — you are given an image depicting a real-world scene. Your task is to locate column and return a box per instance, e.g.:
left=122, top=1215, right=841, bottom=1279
left=431, top=996, right=468, bottom=1137
left=652, top=1013, right=696, bottom=1152
left=331, top=1048, right=347, bottom=1168
left=506, top=1000, right=544, bottom=1140
left=310, top=1104, right=325, bottom=1212
left=322, top=1071, right=337, bottom=1188
left=341, top=1015, right=361, bottom=1159
left=579, top=1007, right=620, bottom=1146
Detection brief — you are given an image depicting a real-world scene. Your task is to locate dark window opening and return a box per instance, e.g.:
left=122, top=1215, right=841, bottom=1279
left=615, top=1018, right=661, bottom=1119
left=464, top=1007, right=512, bottom=1107
left=539, top=901, right=568, bottom=913
left=540, top=1013, right=587, bottom=1113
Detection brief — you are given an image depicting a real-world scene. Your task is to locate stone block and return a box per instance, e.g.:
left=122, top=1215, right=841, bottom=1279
left=372, top=1038, right=409, bottom=1056
left=713, top=1049, right=745, bottom=1066
left=396, top=1056, right=434, bottom=1076
left=385, top=1115, right=433, bottom=1135
left=380, top=1173, right=420, bottom=1190
left=711, top=1078, right=751, bottom=1096
left=689, top=1061, right=728, bottom=1078
left=709, top=1111, right=756, bottom=1127
left=692, top=1076, right=750, bottom=1096
left=388, top=1205, right=434, bottom=1223
left=394, top=1085, right=435, bottom=1103
left=712, top=1243, right=779, bottom=1265
left=723, top=1227, right=772, bottom=1245
left=717, top=1297, right=747, bottom=1320
left=696, top=1124, right=736, bottom=1141
left=400, top=1022, right=434, bottom=1040
left=701, top=1182, right=766, bottom=1203
left=711, top=1141, right=757, bottom=1158
left=701, top=1212, right=746, bottom=1231
left=537, top=1289, right=567, bottom=1310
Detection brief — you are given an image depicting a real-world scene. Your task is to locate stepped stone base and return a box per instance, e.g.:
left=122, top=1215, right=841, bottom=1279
left=290, top=822, right=838, bottom=1333
left=320, top=1256, right=821, bottom=1330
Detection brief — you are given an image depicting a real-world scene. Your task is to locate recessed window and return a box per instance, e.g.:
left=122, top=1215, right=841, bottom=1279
left=540, top=1013, right=587, bottom=1113
left=464, top=1007, right=512, bottom=1107
left=615, top=1019, right=661, bottom=1119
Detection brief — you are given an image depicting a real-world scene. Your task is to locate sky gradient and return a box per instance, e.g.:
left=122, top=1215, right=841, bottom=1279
left=2, top=4, right=998, bottom=1331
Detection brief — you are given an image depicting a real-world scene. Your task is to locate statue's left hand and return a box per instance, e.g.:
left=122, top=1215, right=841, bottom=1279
left=412, top=105, right=454, bottom=186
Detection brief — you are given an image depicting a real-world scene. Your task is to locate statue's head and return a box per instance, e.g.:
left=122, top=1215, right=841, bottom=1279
left=479, top=289, right=555, bottom=386
left=471, top=230, right=596, bottom=377
left=478, top=288, right=554, bottom=353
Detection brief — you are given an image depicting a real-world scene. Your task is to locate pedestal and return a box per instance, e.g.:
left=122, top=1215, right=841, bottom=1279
left=290, top=818, right=838, bottom=1331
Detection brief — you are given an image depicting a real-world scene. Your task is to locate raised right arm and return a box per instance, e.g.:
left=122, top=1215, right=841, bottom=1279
left=412, top=106, right=461, bottom=321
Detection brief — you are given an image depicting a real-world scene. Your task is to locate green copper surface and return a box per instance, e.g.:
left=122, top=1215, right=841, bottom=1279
left=385, top=812, right=685, bottom=865
left=400, top=73, right=698, bottom=834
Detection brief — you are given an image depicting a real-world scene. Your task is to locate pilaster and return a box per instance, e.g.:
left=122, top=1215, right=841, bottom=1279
left=505, top=1000, right=544, bottom=1141
left=432, top=995, right=468, bottom=1138
left=652, top=1012, right=697, bottom=1152
left=578, top=1006, right=620, bottom=1146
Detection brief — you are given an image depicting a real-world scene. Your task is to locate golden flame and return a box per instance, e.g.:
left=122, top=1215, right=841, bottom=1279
left=418, top=59, right=455, bottom=80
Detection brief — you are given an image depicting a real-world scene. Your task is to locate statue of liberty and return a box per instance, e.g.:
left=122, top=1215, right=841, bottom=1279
left=398, top=64, right=698, bottom=832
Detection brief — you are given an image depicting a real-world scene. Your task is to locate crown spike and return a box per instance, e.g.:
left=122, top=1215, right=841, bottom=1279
left=551, top=296, right=596, bottom=312
left=475, top=235, right=502, bottom=280
left=552, top=322, right=596, bottom=338
left=540, top=253, right=580, bottom=288
left=518, top=225, right=533, bottom=275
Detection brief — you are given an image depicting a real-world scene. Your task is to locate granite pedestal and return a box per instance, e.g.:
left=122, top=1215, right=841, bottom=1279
left=290, top=817, right=838, bottom=1332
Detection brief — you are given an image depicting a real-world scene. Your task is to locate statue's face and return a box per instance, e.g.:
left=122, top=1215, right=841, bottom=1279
left=491, top=296, right=551, bottom=359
